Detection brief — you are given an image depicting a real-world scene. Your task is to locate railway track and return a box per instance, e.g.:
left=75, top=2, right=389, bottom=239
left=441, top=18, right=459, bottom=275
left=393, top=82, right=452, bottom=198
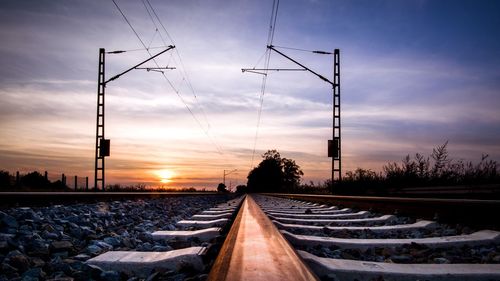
left=268, top=193, right=500, bottom=230
left=2, top=192, right=500, bottom=280
left=0, top=193, right=241, bottom=280
left=86, top=195, right=246, bottom=279
left=252, top=194, right=500, bottom=281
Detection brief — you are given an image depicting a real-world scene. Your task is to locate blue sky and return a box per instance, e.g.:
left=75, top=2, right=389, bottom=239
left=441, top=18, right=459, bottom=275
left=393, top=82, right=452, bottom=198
left=0, top=0, right=499, bottom=188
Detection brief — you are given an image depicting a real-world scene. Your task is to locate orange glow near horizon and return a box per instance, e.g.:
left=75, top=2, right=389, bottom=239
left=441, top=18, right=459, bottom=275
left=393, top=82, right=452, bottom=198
left=154, top=169, right=175, bottom=184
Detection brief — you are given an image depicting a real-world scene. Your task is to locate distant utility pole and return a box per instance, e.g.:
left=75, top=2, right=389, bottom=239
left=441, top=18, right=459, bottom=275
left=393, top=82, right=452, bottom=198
left=94, top=46, right=175, bottom=191
left=223, top=169, right=237, bottom=186
left=242, top=45, right=341, bottom=188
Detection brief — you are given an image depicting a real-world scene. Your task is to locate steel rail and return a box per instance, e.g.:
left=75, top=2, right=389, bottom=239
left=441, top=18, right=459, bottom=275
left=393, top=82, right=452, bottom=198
left=208, top=195, right=318, bottom=281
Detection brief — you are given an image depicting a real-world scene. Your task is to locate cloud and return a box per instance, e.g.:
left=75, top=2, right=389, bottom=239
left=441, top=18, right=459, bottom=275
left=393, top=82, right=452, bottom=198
left=1, top=0, right=499, bottom=188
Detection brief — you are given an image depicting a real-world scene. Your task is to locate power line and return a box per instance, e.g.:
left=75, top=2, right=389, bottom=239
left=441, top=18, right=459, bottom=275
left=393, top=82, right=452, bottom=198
left=141, top=0, right=169, bottom=48
left=111, top=0, right=148, bottom=48
left=145, top=0, right=175, bottom=44
left=250, top=0, right=280, bottom=168
left=273, top=45, right=314, bottom=53
left=146, top=28, right=159, bottom=49
left=147, top=1, right=223, bottom=154
left=273, top=45, right=334, bottom=55
left=108, top=46, right=169, bottom=53
left=252, top=50, right=268, bottom=69
left=267, top=0, right=280, bottom=47
left=111, top=0, right=223, bottom=154
left=143, top=0, right=223, bottom=154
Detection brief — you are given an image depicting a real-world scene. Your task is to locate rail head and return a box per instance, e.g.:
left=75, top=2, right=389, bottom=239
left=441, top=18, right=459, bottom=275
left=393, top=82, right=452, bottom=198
left=208, top=195, right=319, bottom=281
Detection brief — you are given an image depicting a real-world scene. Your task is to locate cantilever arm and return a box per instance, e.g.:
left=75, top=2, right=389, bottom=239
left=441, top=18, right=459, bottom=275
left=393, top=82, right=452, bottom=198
left=105, top=45, right=175, bottom=84
left=267, top=45, right=334, bottom=86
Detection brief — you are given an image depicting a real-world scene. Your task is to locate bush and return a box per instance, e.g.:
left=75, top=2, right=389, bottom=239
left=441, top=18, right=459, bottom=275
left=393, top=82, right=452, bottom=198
left=20, top=171, right=51, bottom=189
left=332, top=141, right=499, bottom=195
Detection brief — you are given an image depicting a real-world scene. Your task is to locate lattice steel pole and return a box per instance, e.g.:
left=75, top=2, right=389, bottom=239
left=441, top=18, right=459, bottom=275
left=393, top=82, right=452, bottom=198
left=332, top=49, right=341, bottom=187
left=94, top=48, right=106, bottom=191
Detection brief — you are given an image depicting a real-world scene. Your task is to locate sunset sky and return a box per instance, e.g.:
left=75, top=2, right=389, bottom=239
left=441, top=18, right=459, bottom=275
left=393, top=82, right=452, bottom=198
left=1, top=0, right=499, bottom=189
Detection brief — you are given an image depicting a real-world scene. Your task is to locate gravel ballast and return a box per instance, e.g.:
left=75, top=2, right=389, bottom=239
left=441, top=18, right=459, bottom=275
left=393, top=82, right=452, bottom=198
left=254, top=195, right=500, bottom=265
left=0, top=194, right=236, bottom=281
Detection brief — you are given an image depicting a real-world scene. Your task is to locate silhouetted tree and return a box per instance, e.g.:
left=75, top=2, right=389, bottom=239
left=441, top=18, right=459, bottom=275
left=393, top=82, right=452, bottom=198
left=247, top=150, right=283, bottom=192
left=0, top=170, right=12, bottom=189
left=20, top=171, right=50, bottom=189
left=247, top=149, right=303, bottom=192
left=282, top=158, right=304, bottom=190
left=217, top=183, right=228, bottom=193
left=235, top=185, right=247, bottom=193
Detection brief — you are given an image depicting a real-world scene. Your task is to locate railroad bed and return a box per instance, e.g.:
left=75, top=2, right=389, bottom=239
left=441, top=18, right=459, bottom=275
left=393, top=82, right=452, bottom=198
left=252, top=194, right=500, bottom=281
left=2, top=193, right=500, bottom=280
left=0, top=193, right=244, bottom=280
left=86, top=195, right=245, bottom=279
left=204, top=195, right=500, bottom=280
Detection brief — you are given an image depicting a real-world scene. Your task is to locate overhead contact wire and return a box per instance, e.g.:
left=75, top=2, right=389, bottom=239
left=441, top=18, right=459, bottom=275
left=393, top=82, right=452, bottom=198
left=250, top=0, right=280, bottom=168
left=144, top=0, right=223, bottom=154
left=112, top=0, right=223, bottom=154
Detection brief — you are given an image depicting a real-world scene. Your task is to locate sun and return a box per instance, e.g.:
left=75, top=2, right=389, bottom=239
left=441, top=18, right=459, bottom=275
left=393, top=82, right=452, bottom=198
left=155, top=169, right=175, bottom=184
